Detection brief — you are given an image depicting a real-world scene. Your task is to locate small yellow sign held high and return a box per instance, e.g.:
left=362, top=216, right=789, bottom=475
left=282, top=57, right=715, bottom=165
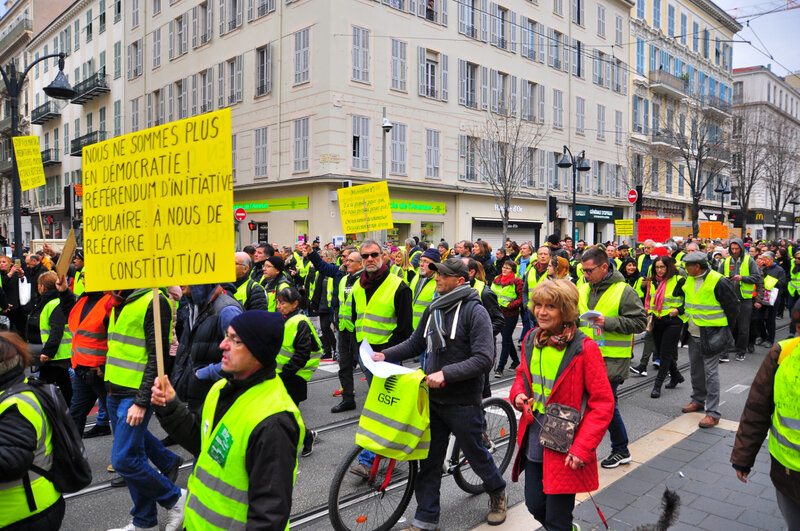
left=337, top=181, right=394, bottom=233
left=614, top=219, right=634, bottom=236
left=13, top=136, right=46, bottom=191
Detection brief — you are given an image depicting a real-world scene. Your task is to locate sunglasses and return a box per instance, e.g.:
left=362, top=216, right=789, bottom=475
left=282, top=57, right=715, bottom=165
left=361, top=252, right=381, bottom=259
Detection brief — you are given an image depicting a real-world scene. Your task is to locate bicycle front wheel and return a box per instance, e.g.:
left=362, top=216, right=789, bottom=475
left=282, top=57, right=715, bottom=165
left=328, top=445, right=417, bottom=531
left=453, top=396, right=518, bottom=494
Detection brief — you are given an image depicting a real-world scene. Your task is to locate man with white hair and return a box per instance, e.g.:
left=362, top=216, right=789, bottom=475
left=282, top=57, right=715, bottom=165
left=637, top=239, right=656, bottom=277
left=405, top=238, right=423, bottom=269
left=231, top=252, right=268, bottom=311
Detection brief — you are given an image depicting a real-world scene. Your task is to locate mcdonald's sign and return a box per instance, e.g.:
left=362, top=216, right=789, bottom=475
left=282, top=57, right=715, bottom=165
left=755, top=212, right=764, bottom=221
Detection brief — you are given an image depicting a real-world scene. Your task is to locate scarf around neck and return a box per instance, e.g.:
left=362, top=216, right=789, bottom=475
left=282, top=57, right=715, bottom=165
left=425, top=283, right=474, bottom=358
left=645, top=275, right=669, bottom=313
left=533, top=323, right=576, bottom=351
left=360, top=263, right=389, bottom=290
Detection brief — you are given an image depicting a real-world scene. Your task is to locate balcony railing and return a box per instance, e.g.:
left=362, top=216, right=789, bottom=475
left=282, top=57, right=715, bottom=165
left=0, top=158, right=11, bottom=174
left=31, top=101, right=61, bottom=125
left=0, top=19, right=32, bottom=57
left=707, top=145, right=731, bottom=162
left=41, top=148, right=61, bottom=166
left=651, top=130, right=677, bottom=146
left=649, top=70, right=687, bottom=98
left=70, top=131, right=108, bottom=156
left=71, top=72, right=111, bottom=104
left=704, top=95, right=730, bottom=114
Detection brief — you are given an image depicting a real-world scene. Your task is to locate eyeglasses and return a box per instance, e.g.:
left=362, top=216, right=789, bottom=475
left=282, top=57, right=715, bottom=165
left=583, top=265, right=599, bottom=275
left=225, top=333, right=244, bottom=346
left=361, top=252, right=381, bottom=259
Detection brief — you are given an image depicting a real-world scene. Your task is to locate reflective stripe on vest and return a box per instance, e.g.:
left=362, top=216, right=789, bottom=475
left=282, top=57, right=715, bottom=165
left=276, top=314, right=322, bottom=381
left=684, top=270, right=728, bottom=328
left=789, top=268, right=800, bottom=297
left=294, top=252, right=311, bottom=279
left=185, top=377, right=304, bottom=531
left=491, top=280, right=517, bottom=308
left=352, top=274, right=403, bottom=345
left=409, top=274, right=437, bottom=329
left=355, top=369, right=431, bottom=460
left=338, top=276, right=356, bottom=332
left=40, top=298, right=72, bottom=361
left=723, top=256, right=754, bottom=299
left=233, top=278, right=264, bottom=308
left=0, top=388, right=60, bottom=527
left=769, top=339, right=800, bottom=471
left=578, top=281, right=634, bottom=357
left=68, top=294, right=110, bottom=368
left=527, top=344, right=567, bottom=414
left=265, top=278, right=291, bottom=312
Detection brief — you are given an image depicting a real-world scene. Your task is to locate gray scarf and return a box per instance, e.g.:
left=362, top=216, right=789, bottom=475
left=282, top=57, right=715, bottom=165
left=425, top=283, right=474, bottom=358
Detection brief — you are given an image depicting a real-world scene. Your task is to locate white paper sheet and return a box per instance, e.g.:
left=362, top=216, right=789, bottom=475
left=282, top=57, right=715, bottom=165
left=359, top=339, right=416, bottom=379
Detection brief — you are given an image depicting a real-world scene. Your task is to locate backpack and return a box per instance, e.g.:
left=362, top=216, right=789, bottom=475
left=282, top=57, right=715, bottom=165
left=4, top=377, right=92, bottom=494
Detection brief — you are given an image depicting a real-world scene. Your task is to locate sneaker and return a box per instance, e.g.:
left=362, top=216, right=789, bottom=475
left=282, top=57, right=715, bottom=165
left=747, top=344, right=755, bottom=353
left=110, top=476, right=126, bottom=488
left=719, top=354, right=730, bottom=363
left=83, top=424, right=111, bottom=439
left=629, top=364, right=647, bottom=377
left=107, top=464, right=115, bottom=473
left=106, top=522, right=157, bottom=531
left=331, top=401, right=356, bottom=413
left=494, top=370, right=503, bottom=379
left=321, top=352, right=334, bottom=360
left=487, top=492, right=507, bottom=525
left=332, top=387, right=343, bottom=397
left=301, top=430, right=317, bottom=457
left=164, top=489, right=187, bottom=531
left=509, top=361, right=520, bottom=370
left=600, top=451, right=632, bottom=469
left=652, top=359, right=661, bottom=369
left=736, top=353, right=746, bottom=362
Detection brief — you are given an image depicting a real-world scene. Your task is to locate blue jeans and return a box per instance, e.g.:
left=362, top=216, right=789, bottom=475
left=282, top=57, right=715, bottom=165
left=608, top=380, right=629, bottom=454
left=412, top=403, right=506, bottom=528
left=69, top=369, right=109, bottom=431
left=107, top=395, right=181, bottom=528
left=497, top=314, right=520, bottom=371
left=519, top=308, right=533, bottom=344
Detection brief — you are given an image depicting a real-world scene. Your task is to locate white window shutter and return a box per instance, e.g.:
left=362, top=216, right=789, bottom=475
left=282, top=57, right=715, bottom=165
left=538, top=23, right=545, bottom=62
left=147, top=93, right=153, bottom=128
left=521, top=23, right=528, bottom=57
left=168, top=83, right=174, bottom=121
left=510, top=11, right=517, bottom=53
left=207, top=0, right=214, bottom=42
left=191, top=74, right=198, bottom=115
left=458, top=134, right=466, bottom=180
left=207, top=67, right=214, bottom=108
left=137, top=41, right=143, bottom=74
left=563, top=36, right=569, bottom=72
left=266, top=44, right=272, bottom=93
left=235, top=55, right=243, bottom=101
left=490, top=3, right=498, bottom=46
left=490, top=68, right=498, bottom=112
left=480, top=65, right=488, bottom=110
left=169, top=20, right=175, bottom=59
left=417, top=46, right=425, bottom=96
left=458, top=0, right=466, bottom=34
left=247, top=0, right=254, bottom=21
left=521, top=79, right=529, bottom=119
left=441, top=0, right=447, bottom=26
left=218, top=62, right=225, bottom=107
left=408, top=0, right=416, bottom=15
left=440, top=54, right=448, bottom=101
left=127, top=44, right=131, bottom=79
left=219, top=0, right=226, bottom=35
left=510, top=75, right=517, bottom=116
left=480, top=0, right=488, bottom=42
left=192, top=7, right=198, bottom=48
left=181, top=13, right=189, bottom=53
left=417, top=0, right=425, bottom=17
left=236, top=0, right=243, bottom=27
left=458, top=59, right=466, bottom=105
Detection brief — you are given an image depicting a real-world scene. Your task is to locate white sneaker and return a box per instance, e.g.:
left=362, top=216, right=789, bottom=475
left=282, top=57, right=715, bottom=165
left=164, top=489, right=188, bottom=531
left=106, top=523, right=157, bottom=531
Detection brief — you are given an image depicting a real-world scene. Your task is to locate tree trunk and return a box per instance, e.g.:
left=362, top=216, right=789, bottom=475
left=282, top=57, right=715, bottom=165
left=692, top=196, right=701, bottom=236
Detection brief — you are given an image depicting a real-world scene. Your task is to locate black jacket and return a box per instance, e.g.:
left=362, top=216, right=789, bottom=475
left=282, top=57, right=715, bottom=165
left=23, top=262, right=47, bottom=310
left=279, top=309, right=319, bottom=404
left=155, top=368, right=301, bottom=530
left=27, top=288, right=67, bottom=359
left=106, top=289, right=173, bottom=408
left=0, top=367, right=39, bottom=484
left=384, top=290, right=494, bottom=406
left=226, top=276, right=268, bottom=311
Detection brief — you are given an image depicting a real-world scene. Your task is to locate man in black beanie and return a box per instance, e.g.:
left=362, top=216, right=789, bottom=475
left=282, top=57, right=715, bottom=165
left=151, top=311, right=304, bottom=529
left=547, top=233, right=570, bottom=260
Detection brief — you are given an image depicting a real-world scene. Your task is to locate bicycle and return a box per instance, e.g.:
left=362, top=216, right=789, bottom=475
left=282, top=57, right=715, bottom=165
left=328, top=396, right=517, bottom=531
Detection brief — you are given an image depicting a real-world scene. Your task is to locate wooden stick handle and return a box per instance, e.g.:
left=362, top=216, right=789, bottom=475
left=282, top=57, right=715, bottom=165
left=152, top=287, right=165, bottom=386
left=33, top=192, right=46, bottom=246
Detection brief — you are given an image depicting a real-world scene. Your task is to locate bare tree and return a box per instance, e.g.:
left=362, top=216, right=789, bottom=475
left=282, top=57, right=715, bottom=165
left=470, top=108, right=547, bottom=242
left=763, top=118, right=800, bottom=235
left=651, top=99, right=732, bottom=235
left=730, top=104, right=769, bottom=235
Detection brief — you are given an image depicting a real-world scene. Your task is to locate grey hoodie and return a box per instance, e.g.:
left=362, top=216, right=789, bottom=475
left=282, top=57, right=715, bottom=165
left=719, top=238, right=761, bottom=300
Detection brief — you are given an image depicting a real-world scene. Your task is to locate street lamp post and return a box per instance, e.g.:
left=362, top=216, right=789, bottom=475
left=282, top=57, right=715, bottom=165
left=557, top=146, right=591, bottom=242
left=788, top=197, right=800, bottom=241
left=381, top=107, right=393, bottom=181
left=714, top=178, right=731, bottom=228
left=0, top=53, right=74, bottom=260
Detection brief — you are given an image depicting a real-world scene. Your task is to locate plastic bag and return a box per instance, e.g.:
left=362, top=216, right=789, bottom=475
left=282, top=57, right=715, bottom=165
left=18, top=277, right=31, bottom=306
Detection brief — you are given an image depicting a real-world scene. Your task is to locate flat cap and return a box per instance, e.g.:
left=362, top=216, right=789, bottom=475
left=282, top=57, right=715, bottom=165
left=429, top=257, right=469, bottom=277
left=683, top=251, right=708, bottom=265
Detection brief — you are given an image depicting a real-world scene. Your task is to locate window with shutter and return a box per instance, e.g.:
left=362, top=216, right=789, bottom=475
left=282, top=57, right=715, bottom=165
left=352, top=26, right=370, bottom=83
left=294, top=28, right=310, bottom=85
left=153, top=29, right=161, bottom=68
left=390, top=39, right=407, bottom=92
left=254, top=126, right=268, bottom=177
left=294, top=117, right=309, bottom=172
left=192, top=74, right=198, bottom=115
left=390, top=123, right=407, bottom=175
left=256, top=44, right=271, bottom=96
left=352, top=115, right=370, bottom=170
left=426, top=129, right=440, bottom=179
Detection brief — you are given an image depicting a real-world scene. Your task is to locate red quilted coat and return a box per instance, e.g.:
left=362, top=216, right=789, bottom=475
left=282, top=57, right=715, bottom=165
left=509, top=330, right=614, bottom=494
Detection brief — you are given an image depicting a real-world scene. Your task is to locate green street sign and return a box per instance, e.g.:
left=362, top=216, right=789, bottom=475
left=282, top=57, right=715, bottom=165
left=234, top=196, right=309, bottom=213
left=390, top=199, right=446, bottom=215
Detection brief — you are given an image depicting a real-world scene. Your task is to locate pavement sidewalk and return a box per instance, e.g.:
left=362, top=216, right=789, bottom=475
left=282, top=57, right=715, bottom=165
left=472, top=413, right=784, bottom=531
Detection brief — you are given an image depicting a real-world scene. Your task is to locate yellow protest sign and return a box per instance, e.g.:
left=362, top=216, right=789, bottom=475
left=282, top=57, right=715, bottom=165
left=337, top=181, right=394, bottom=233
left=615, top=219, right=634, bottom=235
left=13, top=136, right=46, bottom=191
left=81, top=108, right=235, bottom=291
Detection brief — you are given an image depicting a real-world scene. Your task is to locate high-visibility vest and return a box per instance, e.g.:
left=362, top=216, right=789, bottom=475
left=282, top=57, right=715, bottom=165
left=632, top=277, right=644, bottom=299
left=527, top=344, right=567, bottom=414
left=646, top=276, right=684, bottom=318
left=293, top=252, right=311, bottom=280
left=723, top=256, right=755, bottom=299
left=68, top=294, right=110, bottom=369
left=789, top=267, right=800, bottom=297
left=263, top=276, right=291, bottom=312
left=185, top=377, right=304, bottom=531
left=39, top=298, right=72, bottom=361
left=491, top=279, right=518, bottom=308
left=105, top=289, right=170, bottom=389
left=338, top=276, right=357, bottom=332
left=764, top=274, right=779, bottom=291
left=355, top=369, right=431, bottom=460
left=409, top=274, right=437, bottom=328
left=575, top=262, right=585, bottom=288
left=516, top=258, right=531, bottom=280
left=684, top=270, right=728, bottom=328
left=0, top=385, right=60, bottom=528
left=277, top=314, right=322, bottom=381
left=578, top=281, right=634, bottom=358
left=525, top=266, right=549, bottom=300
left=675, top=251, right=686, bottom=263
left=769, top=338, right=800, bottom=472
left=613, top=257, right=622, bottom=270
left=72, top=270, right=86, bottom=297
left=473, top=279, right=486, bottom=296
left=409, top=249, right=422, bottom=266
left=389, top=263, right=404, bottom=280
left=350, top=274, right=404, bottom=345
left=233, top=278, right=265, bottom=308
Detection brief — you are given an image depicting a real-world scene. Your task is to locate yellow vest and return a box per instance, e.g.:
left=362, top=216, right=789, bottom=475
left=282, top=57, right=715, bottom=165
left=409, top=274, right=437, bottom=329
left=39, top=298, right=72, bottom=361
left=351, top=274, right=404, bottom=345
left=578, top=281, right=634, bottom=358
left=770, top=338, right=800, bottom=472
left=723, top=256, right=755, bottom=299
left=276, top=314, right=322, bottom=381
left=647, top=276, right=685, bottom=320
left=491, top=280, right=518, bottom=308
left=527, top=344, right=566, bottom=414
left=684, top=270, right=728, bottom=327
left=525, top=265, right=549, bottom=300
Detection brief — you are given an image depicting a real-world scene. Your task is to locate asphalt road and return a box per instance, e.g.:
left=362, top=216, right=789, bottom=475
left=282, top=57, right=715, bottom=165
left=61, top=315, right=790, bottom=531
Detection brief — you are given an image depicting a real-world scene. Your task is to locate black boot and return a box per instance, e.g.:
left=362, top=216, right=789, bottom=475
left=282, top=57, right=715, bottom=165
left=651, top=380, right=662, bottom=398
left=665, top=374, right=685, bottom=389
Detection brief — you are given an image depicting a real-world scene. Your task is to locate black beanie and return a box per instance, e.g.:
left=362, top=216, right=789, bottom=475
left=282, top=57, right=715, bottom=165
left=266, top=256, right=285, bottom=273
left=229, top=311, right=284, bottom=369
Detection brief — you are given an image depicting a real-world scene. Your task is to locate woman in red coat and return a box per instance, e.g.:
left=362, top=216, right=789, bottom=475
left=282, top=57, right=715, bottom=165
left=509, top=279, right=615, bottom=531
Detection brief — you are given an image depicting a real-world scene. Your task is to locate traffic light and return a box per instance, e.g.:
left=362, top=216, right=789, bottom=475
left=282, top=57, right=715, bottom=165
left=46, top=215, right=54, bottom=224
left=729, top=210, right=742, bottom=228
left=247, top=221, right=256, bottom=231
left=635, top=184, right=643, bottom=220
left=548, top=196, right=558, bottom=222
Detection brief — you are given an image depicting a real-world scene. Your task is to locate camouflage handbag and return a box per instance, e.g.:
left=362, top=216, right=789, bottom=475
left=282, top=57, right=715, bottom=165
left=538, top=402, right=581, bottom=454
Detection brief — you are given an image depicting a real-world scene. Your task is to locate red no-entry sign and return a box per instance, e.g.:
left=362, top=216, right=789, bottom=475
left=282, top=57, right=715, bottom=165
left=234, top=207, right=247, bottom=221
left=627, top=190, right=638, bottom=204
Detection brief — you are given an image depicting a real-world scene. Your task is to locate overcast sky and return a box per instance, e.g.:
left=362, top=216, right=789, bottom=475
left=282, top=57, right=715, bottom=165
left=0, top=1, right=797, bottom=74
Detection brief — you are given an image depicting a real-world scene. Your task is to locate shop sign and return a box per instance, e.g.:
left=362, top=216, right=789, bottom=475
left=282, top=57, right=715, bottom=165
left=574, top=204, right=623, bottom=222
left=234, top=196, right=309, bottom=212
left=390, top=199, right=446, bottom=214
left=494, top=204, right=523, bottom=214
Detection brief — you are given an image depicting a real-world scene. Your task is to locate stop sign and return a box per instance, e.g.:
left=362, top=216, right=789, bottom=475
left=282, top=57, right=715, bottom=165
left=627, top=190, right=638, bottom=204
left=234, top=207, right=247, bottom=221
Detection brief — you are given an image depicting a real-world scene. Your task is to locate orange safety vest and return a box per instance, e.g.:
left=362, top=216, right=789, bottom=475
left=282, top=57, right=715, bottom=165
left=68, top=294, right=111, bottom=369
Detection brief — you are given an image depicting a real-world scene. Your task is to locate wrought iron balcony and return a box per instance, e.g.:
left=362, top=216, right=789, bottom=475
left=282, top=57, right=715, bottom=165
left=704, top=95, right=730, bottom=114
left=0, top=19, right=32, bottom=58
left=71, top=72, right=111, bottom=104
left=70, top=131, right=108, bottom=156
left=31, top=101, right=61, bottom=125
left=41, top=148, right=61, bottom=166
